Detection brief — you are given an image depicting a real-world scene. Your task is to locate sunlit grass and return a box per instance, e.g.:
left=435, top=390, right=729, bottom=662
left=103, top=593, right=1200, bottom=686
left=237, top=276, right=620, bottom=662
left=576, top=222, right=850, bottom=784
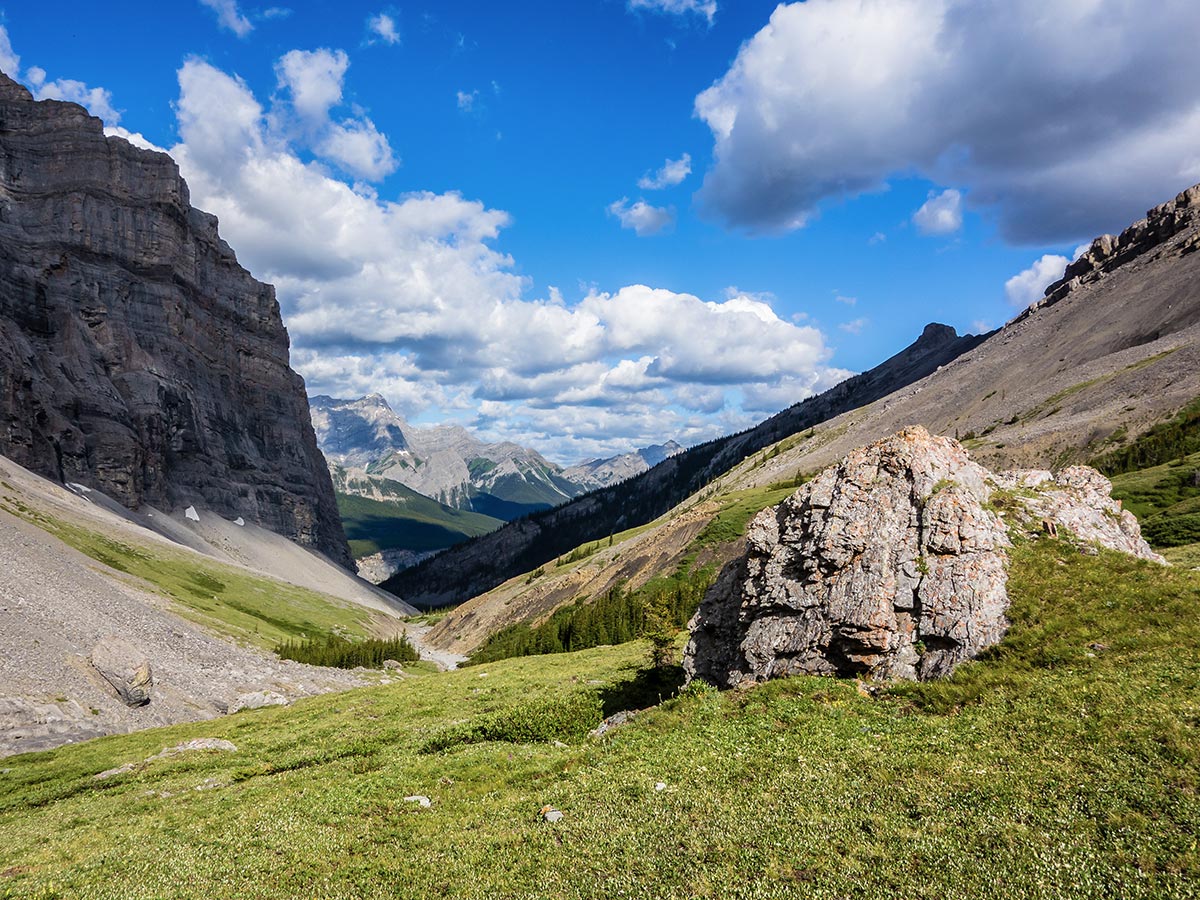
left=0, top=539, right=1197, bottom=898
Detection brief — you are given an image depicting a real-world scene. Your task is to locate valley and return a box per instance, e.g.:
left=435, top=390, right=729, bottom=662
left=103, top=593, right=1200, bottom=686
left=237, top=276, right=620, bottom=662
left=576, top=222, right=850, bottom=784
left=2, top=8, right=1200, bottom=898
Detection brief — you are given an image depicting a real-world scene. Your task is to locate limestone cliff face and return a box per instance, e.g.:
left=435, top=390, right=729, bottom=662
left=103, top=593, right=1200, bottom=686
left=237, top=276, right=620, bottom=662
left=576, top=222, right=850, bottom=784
left=0, top=74, right=352, bottom=568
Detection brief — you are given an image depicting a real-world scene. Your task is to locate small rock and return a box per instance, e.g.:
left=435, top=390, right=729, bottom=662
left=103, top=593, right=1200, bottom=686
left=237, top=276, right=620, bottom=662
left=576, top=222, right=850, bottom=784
left=94, top=763, right=137, bottom=781
left=148, top=739, right=237, bottom=761
left=404, top=795, right=432, bottom=808
left=194, top=777, right=226, bottom=791
left=230, top=691, right=290, bottom=713
left=90, top=636, right=153, bottom=707
left=1087, top=642, right=1109, bottom=653
left=185, top=506, right=200, bottom=522
left=590, top=708, right=639, bottom=737
left=234, top=517, right=245, bottom=527
left=540, top=805, right=563, bottom=823
left=382, top=659, right=404, bottom=670
left=654, top=782, right=667, bottom=792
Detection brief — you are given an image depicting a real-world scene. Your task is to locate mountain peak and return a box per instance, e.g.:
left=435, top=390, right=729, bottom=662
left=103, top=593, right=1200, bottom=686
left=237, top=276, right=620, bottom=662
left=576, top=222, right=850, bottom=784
left=916, top=323, right=960, bottom=346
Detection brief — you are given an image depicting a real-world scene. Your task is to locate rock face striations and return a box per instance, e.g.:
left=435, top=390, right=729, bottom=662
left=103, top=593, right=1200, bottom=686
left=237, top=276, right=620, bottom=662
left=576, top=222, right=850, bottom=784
left=0, top=75, right=351, bottom=567
left=684, top=427, right=1162, bottom=688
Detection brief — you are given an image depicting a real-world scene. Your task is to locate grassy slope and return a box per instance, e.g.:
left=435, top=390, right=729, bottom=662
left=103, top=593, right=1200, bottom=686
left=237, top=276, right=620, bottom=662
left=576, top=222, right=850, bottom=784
left=0, top=496, right=375, bottom=650
left=1, top=539, right=1197, bottom=899
left=336, top=490, right=503, bottom=558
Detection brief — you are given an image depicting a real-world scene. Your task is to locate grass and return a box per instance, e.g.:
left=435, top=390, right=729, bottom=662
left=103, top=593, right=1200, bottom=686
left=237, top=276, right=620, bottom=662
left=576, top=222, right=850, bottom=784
left=1, top=538, right=1197, bottom=898
left=0, top=498, right=374, bottom=650
left=689, top=485, right=797, bottom=551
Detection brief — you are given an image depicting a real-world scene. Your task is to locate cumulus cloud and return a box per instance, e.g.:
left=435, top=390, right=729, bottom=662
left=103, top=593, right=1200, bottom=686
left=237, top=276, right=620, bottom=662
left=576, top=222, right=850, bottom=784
left=0, top=26, right=18, bottom=77
left=272, top=49, right=397, bottom=180
left=456, top=89, right=478, bottom=112
left=166, top=58, right=846, bottom=459
left=638, top=153, right=691, bottom=190
left=912, top=188, right=963, bottom=236
left=1004, top=254, right=1069, bottom=308
left=25, top=66, right=121, bottom=123
left=199, top=0, right=253, bottom=37
left=368, top=13, right=400, bottom=45
left=696, top=0, right=1200, bottom=243
left=628, top=0, right=717, bottom=23
left=608, top=198, right=675, bottom=236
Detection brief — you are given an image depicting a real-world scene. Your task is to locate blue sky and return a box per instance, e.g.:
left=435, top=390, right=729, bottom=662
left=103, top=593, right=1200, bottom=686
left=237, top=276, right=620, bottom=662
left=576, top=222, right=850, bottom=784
left=3, top=1, right=1199, bottom=462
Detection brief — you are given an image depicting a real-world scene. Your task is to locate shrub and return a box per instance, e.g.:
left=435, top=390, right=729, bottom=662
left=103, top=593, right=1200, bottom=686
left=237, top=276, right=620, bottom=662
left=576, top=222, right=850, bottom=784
left=420, top=690, right=603, bottom=752
left=275, top=633, right=419, bottom=668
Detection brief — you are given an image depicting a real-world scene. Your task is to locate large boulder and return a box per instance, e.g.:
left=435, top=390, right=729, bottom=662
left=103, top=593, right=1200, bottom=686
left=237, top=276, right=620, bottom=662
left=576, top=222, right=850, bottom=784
left=684, top=426, right=1163, bottom=689
left=90, top=636, right=153, bottom=707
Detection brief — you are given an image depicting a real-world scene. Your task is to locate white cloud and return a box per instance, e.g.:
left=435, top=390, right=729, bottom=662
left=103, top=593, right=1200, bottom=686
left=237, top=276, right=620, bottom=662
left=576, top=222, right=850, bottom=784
left=696, top=0, right=1200, bottom=243
left=868, top=232, right=886, bottom=245
left=25, top=66, right=121, bottom=124
left=199, top=0, right=254, bottom=37
left=1004, top=254, right=1069, bottom=307
left=0, top=26, right=19, bottom=77
left=456, top=89, right=478, bottom=112
left=166, top=59, right=845, bottom=459
left=839, top=318, right=868, bottom=335
left=912, top=188, right=963, bottom=235
left=608, top=198, right=675, bottom=236
left=834, top=294, right=856, bottom=306
left=368, top=13, right=400, bottom=45
left=628, top=0, right=717, bottom=24
left=275, top=49, right=347, bottom=122
left=272, top=49, right=397, bottom=180
left=104, top=126, right=166, bottom=153
left=638, top=153, right=692, bottom=190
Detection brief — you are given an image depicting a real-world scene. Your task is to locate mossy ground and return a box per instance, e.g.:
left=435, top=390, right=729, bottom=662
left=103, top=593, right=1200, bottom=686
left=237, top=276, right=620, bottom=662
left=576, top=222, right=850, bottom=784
left=1, top=539, right=1197, bottom=899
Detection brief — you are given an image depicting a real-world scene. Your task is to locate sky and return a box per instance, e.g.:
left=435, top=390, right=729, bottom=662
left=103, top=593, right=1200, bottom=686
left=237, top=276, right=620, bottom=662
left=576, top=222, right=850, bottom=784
left=2, top=0, right=1200, bottom=464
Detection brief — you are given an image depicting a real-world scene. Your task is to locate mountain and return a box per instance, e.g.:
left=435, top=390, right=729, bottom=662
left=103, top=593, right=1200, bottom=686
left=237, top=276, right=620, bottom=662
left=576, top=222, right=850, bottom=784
left=311, top=394, right=683, bottom=520
left=562, top=440, right=684, bottom=489
left=328, top=463, right=504, bottom=582
left=0, top=74, right=351, bottom=567
left=418, top=182, right=1200, bottom=653
left=384, top=321, right=989, bottom=609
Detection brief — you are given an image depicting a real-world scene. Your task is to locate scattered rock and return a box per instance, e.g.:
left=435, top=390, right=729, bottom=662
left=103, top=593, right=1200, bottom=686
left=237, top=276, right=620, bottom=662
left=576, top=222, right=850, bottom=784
left=148, top=739, right=237, bottom=761
left=93, top=763, right=137, bottom=781
left=229, top=691, right=290, bottom=713
left=93, top=738, right=236, bottom=780
left=540, top=805, right=564, bottom=823
left=194, top=778, right=227, bottom=791
left=685, top=427, right=1163, bottom=689
left=654, top=782, right=667, bottom=792
left=90, top=637, right=153, bottom=707
left=404, top=795, right=432, bottom=808
left=590, top=709, right=639, bottom=738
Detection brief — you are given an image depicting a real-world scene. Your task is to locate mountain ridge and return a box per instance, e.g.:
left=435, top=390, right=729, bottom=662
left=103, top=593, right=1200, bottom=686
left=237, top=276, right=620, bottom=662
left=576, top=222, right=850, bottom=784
left=385, top=319, right=989, bottom=608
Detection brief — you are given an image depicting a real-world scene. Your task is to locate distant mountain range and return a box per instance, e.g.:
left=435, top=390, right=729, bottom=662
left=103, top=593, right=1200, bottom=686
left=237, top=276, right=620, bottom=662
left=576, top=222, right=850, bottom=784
left=309, top=394, right=683, bottom=573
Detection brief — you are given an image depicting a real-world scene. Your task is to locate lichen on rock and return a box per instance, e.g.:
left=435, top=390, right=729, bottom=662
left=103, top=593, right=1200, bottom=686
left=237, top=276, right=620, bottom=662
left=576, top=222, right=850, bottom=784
left=684, top=426, right=1163, bottom=689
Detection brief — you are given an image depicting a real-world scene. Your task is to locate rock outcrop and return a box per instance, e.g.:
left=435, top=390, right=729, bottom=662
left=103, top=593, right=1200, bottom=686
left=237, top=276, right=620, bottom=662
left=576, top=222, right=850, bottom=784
left=0, top=74, right=351, bottom=567
left=1040, top=183, right=1200, bottom=307
left=684, top=427, right=1163, bottom=688
left=90, top=636, right=153, bottom=707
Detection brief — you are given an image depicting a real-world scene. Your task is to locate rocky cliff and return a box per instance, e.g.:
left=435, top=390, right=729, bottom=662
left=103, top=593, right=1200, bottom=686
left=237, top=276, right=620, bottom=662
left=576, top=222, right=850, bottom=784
left=0, top=74, right=351, bottom=567
left=684, top=427, right=1163, bottom=688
